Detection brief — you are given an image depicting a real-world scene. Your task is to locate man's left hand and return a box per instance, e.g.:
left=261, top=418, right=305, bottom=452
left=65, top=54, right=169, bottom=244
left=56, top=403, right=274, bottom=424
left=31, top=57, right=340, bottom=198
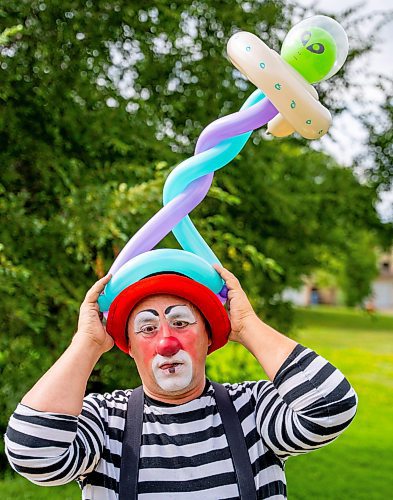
left=213, top=264, right=257, bottom=344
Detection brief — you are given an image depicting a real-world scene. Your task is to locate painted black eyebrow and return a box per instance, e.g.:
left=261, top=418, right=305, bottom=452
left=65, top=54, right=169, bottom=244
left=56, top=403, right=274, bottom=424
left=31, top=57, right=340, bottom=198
left=164, top=304, right=187, bottom=315
left=138, top=309, right=159, bottom=316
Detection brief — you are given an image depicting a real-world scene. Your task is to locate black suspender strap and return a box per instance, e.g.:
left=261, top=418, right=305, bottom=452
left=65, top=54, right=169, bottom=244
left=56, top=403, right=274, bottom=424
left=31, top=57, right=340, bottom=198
left=211, top=382, right=257, bottom=500
left=119, top=386, right=143, bottom=500
left=119, top=383, right=257, bottom=499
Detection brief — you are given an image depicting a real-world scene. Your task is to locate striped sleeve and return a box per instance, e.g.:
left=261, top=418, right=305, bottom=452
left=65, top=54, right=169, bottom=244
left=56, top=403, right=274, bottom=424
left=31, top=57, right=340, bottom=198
left=254, top=343, right=358, bottom=459
left=4, top=395, right=106, bottom=486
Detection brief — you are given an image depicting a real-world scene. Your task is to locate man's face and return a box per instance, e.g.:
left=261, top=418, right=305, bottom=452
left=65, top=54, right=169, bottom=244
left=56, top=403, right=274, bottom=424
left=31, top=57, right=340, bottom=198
left=127, top=294, right=211, bottom=399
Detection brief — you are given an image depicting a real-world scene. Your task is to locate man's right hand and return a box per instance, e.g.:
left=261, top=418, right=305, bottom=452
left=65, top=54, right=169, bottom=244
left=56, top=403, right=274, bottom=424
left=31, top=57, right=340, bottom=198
left=74, top=274, right=115, bottom=354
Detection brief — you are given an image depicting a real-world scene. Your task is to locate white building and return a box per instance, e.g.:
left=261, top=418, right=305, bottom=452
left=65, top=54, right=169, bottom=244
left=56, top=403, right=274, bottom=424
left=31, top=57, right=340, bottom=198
left=371, top=250, right=393, bottom=310
left=282, top=250, right=393, bottom=312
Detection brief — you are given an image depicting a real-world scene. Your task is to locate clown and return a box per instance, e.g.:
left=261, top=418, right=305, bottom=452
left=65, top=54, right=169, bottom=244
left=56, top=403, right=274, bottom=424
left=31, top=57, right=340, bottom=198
left=6, top=267, right=358, bottom=499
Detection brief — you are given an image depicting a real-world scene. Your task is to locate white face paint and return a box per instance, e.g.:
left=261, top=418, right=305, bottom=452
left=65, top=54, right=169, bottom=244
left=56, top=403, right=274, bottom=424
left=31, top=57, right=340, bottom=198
left=133, top=309, right=160, bottom=337
left=152, top=350, right=193, bottom=392
left=133, top=304, right=197, bottom=338
left=133, top=304, right=197, bottom=392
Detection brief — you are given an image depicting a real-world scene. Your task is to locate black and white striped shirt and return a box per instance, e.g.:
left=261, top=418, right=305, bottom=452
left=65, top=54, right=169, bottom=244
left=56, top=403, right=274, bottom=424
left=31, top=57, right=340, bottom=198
left=5, top=344, right=358, bottom=499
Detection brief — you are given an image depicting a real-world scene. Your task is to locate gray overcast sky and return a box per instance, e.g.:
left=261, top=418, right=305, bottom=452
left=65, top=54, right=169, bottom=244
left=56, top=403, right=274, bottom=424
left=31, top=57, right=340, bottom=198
left=296, top=0, right=393, bottom=221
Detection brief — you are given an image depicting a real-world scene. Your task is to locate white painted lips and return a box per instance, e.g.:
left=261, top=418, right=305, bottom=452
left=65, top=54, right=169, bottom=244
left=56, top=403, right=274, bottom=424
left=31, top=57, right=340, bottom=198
left=154, top=352, right=189, bottom=372
left=152, top=351, right=193, bottom=391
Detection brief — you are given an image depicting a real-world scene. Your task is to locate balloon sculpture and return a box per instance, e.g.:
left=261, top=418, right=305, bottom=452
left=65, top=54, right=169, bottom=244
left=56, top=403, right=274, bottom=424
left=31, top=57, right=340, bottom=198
left=98, top=15, right=348, bottom=313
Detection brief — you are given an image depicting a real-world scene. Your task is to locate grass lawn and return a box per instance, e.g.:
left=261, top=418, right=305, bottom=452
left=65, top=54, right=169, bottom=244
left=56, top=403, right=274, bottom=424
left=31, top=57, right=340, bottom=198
left=1, top=306, right=392, bottom=499
left=0, top=475, right=79, bottom=499
left=285, top=306, right=393, bottom=500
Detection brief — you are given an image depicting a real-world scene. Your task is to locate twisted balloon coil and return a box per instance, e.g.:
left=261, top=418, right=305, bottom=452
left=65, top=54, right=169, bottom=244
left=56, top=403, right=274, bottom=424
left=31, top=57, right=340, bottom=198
left=99, top=90, right=278, bottom=311
left=98, top=17, right=348, bottom=312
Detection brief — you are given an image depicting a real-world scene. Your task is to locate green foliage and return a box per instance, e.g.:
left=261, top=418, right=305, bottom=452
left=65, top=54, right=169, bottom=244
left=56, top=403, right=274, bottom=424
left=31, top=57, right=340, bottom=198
left=0, top=0, right=390, bottom=475
left=313, top=230, right=380, bottom=307
left=337, top=230, right=379, bottom=307
left=207, top=341, right=266, bottom=383
left=357, top=80, right=393, bottom=195
left=0, top=24, right=23, bottom=45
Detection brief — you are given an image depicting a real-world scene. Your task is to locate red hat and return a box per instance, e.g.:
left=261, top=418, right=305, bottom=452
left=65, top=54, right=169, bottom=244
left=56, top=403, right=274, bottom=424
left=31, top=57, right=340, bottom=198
left=106, top=274, right=231, bottom=355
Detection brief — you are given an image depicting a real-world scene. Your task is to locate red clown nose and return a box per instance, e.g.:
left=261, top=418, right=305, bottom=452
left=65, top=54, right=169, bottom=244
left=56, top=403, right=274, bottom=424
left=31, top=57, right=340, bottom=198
left=156, top=337, right=182, bottom=357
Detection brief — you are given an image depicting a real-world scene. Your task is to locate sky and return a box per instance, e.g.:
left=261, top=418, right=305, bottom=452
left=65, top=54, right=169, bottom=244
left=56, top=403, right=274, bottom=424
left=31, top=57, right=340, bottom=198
left=296, top=0, right=393, bottom=221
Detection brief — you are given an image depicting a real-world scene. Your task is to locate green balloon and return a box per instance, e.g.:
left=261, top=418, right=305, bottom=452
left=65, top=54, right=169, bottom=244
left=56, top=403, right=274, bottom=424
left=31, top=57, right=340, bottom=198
left=281, top=26, right=337, bottom=83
